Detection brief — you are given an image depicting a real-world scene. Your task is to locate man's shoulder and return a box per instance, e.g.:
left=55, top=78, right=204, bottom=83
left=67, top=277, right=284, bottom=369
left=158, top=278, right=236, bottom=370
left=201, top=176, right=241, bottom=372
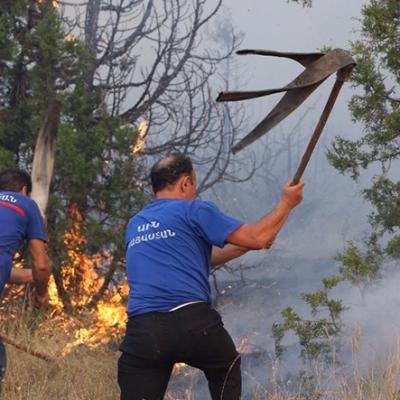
left=142, top=198, right=193, bottom=213
left=127, top=199, right=194, bottom=226
left=188, top=199, right=219, bottom=213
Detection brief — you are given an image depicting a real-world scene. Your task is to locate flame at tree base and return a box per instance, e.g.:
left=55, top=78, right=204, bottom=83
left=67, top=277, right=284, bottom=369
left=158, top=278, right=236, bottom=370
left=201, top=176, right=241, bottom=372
left=62, top=294, right=128, bottom=356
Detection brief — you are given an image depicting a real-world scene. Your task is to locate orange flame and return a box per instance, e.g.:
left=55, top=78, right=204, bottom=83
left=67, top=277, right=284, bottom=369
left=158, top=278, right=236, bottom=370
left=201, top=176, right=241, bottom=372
left=62, top=287, right=128, bottom=355
left=58, top=204, right=109, bottom=306
left=36, top=0, right=59, bottom=8
left=65, top=33, right=76, bottom=43
left=48, top=275, right=61, bottom=308
left=51, top=204, right=128, bottom=353
left=133, top=121, right=149, bottom=155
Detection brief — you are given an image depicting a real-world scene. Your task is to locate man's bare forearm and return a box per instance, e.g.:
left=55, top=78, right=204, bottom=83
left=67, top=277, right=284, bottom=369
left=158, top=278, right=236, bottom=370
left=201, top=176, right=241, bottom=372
left=226, top=200, right=292, bottom=250
left=32, top=261, right=50, bottom=295
left=226, top=181, right=304, bottom=250
left=251, top=199, right=292, bottom=248
left=29, top=240, right=51, bottom=296
left=211, top=244, right=249, bottom=267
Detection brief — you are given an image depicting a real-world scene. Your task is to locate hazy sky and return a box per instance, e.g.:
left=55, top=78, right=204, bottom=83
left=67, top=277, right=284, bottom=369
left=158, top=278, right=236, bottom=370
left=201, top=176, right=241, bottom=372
left=230, top=0, right=367, bottom=51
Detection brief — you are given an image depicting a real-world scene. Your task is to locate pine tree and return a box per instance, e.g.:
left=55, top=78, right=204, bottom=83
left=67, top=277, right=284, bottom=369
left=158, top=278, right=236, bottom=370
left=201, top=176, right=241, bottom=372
left=327, top=0, right=400, bottom=277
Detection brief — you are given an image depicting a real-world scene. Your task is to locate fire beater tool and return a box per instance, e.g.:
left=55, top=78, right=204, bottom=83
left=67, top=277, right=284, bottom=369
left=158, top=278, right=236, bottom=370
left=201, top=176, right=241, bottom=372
left=217, top=48, right=356, bottom=184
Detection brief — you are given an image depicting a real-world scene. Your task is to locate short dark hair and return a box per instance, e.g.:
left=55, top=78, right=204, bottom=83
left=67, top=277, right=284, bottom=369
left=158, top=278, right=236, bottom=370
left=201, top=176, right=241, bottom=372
left=150, top=153, right=193, bottom=193
left=0, top=169, right=32, bottom=194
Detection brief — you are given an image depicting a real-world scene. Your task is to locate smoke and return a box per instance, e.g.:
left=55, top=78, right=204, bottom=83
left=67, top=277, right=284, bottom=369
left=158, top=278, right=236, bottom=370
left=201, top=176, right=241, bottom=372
left=340, top=267, right=400, bottom=368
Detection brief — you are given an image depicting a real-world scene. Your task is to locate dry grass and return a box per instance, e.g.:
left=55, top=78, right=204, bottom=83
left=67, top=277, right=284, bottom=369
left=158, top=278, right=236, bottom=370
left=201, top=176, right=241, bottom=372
left=4, top=346, right=119, bottom=400
left=2, top=307, right=400, bottom=399
left=1, top=307, right=120, bottom=400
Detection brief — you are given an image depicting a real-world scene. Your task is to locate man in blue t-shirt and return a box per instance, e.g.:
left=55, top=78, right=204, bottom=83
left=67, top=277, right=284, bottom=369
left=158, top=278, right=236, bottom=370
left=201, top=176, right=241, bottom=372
left=0, top=169, right=51, bottom=384
left=118, top=153, right=304, bottom=400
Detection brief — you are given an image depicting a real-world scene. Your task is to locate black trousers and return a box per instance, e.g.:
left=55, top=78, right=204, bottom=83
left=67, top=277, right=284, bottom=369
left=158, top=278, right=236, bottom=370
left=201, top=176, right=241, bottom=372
left=118, top=302, right=241, bottom=400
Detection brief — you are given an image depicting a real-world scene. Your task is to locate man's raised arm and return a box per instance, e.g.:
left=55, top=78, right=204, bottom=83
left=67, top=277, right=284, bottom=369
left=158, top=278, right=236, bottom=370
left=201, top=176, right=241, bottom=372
left=226, top=180, right=304, bottom=250
left=210, top=181, right=304, bottom=268
left=227, top=180, right=304, bottom=251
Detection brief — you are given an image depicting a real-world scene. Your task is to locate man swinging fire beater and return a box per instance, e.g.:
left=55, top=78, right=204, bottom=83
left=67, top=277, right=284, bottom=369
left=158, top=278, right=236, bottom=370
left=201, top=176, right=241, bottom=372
left=0, top=169, right=51, bottom=383
left=118, top=152, right=304, bottom=400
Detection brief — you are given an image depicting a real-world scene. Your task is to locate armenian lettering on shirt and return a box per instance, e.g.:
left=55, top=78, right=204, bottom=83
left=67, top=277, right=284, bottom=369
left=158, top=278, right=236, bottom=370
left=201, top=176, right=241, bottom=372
left=0, top=194, right=17, bottom=203
left=127, top=221, right=176, bottom=248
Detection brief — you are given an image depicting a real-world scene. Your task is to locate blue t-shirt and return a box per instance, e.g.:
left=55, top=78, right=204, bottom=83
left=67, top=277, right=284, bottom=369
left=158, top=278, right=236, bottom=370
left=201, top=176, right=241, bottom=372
left=0, top=192, right=47, bottom=294
left=125, top=198, right=242, bottom=316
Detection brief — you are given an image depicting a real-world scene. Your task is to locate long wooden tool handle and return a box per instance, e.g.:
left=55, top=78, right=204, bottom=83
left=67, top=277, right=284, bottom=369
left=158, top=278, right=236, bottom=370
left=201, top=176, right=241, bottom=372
left=291, top=70, right=348, bottom=185
left=0, top=333, right=54, bottom=362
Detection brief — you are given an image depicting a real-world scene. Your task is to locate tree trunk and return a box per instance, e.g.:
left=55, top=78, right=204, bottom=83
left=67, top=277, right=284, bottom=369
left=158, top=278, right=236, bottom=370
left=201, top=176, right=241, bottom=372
left=30, top=99, right=62, bottom=216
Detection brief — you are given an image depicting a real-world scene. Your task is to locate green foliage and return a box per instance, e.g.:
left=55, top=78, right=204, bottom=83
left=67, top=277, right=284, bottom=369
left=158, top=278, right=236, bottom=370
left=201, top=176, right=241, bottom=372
left=272, top=275, right=344, bottom=364
left=336, top=240, right=382, bottom=285
left=328, top=1, right=400, bottom=185
left=287, top=0, right=313, bottom=7
left=364, top=179, right=400, bottom=232
left=386, top=235, right=400, bottom=259
left=327, top=0, right=400, bottom=283
left=0, top=2, right=88, bottom=165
